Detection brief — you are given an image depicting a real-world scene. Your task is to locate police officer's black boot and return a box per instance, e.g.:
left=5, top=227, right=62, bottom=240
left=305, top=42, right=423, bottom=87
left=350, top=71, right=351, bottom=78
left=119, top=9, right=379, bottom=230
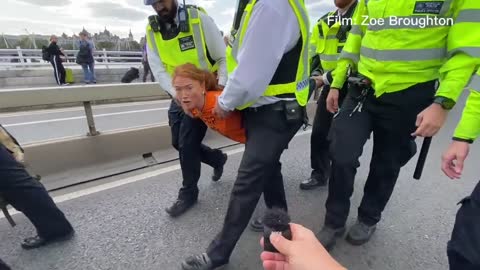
left=249, top=216, right=263, bottom=232
left=299, top=170, right=328, bottom=190
left=21, top=229, right=75, bottom=250
left=318, top=226, right=346, bottom=251
left=182, top=253, right=218, bottom=270
left=212, top=154, right=228, bottom=182
left=0, top=258, right=11, bottom=270
left=165, top=199, right=197, bottom=218
left=346, top=220, right=376, bottom=245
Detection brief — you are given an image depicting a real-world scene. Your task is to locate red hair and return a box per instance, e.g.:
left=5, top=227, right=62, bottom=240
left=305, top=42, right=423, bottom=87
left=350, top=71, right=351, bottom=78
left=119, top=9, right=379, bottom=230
left=172, top=63, right=218, bottom=90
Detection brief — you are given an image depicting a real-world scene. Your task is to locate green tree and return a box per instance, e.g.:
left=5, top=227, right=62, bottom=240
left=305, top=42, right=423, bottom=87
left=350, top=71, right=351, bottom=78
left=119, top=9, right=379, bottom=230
left=15, top=37, right=32, bottom=49
left=128, top=41, right=141, bottom=51
left=35, top=39, right=48, bottom=48
left=96, top=41, right=115, bottom=50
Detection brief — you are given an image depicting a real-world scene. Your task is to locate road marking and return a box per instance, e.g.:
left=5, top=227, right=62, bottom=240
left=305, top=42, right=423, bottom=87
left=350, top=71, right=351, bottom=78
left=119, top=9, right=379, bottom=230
left=0, top=100, right=171, bottom=118
left=0, top=130, right=311, bottom=220
left=3, top=108, right=169, bottom=127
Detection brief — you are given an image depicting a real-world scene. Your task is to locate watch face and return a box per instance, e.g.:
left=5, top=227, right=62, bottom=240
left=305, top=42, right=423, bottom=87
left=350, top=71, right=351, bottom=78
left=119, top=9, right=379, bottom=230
left=435, top=97, right=455, bottom=109
left=445, top=99, right=455, bottom=109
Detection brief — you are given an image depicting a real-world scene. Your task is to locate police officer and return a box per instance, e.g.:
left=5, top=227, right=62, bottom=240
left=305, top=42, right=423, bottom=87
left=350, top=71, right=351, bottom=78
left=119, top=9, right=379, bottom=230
left=320, top=0, right=480, bottom=251
left=442, top=69, right=480, bottom=270
left=181, top=0, right=310, bottom=268
left=144, top=0, right=228, bottom=217
left=0, top=143, right=74, bottom=249
left=300, top=0, right=358, bottom=190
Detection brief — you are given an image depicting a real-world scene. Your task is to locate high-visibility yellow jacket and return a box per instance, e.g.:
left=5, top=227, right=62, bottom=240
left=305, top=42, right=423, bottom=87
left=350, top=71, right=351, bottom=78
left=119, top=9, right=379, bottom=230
left=331, top=0, right=480, bottom=101
left=227, top=0, right=310, bottom=109
left=453, top=69, right=480, bottom=142
left=310, top=2, right=359, bottom=73
left=146, top=6, right=215, bottom=76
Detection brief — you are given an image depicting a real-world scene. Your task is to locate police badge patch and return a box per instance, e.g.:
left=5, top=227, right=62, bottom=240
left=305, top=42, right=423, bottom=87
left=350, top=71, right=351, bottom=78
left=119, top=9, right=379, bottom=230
left=179, top=36, right=196, bottom=51
left=413, top=1, right=444, bottom=14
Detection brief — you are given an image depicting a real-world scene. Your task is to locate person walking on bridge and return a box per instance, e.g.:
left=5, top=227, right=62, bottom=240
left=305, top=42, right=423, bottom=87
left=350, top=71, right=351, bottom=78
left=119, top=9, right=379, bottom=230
left=144, top=0, right=228, bottom=218
left=181, top=0, right=311, bottom=268
left=47, top=35, right=68, bottom=86
left=300, top=0, right=358, bottom=191
left=76, top=31, right=96, bottom=84
left=320, top=0, right=480, bottom=251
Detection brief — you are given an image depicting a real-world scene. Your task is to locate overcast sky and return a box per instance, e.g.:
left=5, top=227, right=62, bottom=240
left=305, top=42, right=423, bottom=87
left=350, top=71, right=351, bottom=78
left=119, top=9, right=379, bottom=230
left=1, top=0, right=335, bottom=40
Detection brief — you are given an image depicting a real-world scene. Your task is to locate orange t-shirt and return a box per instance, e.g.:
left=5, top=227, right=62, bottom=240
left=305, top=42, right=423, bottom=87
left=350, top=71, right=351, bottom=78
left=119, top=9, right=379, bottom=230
left=191, top=90, right=246, bottom=144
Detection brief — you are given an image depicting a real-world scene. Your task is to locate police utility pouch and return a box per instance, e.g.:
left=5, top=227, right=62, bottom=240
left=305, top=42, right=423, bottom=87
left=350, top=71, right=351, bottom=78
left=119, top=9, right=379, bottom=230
left=283, top=101, right=303, bottom=124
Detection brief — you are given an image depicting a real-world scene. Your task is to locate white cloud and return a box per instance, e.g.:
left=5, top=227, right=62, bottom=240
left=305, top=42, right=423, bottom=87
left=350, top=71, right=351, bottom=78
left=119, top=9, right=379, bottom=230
left=0, top=0, right=337, bottom=40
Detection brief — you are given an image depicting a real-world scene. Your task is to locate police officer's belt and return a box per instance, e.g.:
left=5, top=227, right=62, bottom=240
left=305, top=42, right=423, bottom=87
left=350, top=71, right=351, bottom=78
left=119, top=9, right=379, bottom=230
left=246, top=99, right=298, bottom=112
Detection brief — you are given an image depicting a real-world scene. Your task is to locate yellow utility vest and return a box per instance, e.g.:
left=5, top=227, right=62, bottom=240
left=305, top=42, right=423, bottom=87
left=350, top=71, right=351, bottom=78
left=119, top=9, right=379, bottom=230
left=228, top=0, right=310, bottom=109
left=454, top=70, right=480, bottom=141
left=332, top=0, right=480, bottom=100
left=311, top=3, right=358, bottom=72
left=146, top=6, right=214, bottom=76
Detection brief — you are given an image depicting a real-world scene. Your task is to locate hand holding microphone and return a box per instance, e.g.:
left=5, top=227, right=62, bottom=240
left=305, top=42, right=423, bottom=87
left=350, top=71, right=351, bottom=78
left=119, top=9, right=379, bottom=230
left=260, top=208, right=347, bottom=270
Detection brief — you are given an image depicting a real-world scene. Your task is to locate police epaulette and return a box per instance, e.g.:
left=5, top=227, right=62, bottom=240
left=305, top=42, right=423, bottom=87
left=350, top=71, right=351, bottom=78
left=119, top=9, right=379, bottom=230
left=186, top=4, right=207, bottom=14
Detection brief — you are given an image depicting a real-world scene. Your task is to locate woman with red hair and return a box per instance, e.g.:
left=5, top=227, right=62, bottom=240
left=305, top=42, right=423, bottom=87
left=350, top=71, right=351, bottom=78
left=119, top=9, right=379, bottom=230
left=172, top=63, right=246, bottom=144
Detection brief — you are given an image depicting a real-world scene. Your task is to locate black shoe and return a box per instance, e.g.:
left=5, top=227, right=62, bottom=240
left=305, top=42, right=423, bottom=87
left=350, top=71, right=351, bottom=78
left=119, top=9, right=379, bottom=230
left=299, top=176, right=327, bottom=190
left=0, top=258, right=11, bottom=270
left=318, top=226, right=346, bottom=251
left=21, top=230, right=75, bottom=250
left=212, top=154, right=228, bottom=182
left=249, top=217, right=264, bottom=232
left=346, top=220, right=376, bottom=246
left=165, top=199, right=196, bottom=217
left=181, top=253, right=216, bottom=270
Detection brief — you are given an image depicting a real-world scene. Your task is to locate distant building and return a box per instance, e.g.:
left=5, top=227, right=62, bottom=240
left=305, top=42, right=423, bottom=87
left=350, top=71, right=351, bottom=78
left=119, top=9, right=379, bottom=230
left=1, top=27, right=139, bottom=50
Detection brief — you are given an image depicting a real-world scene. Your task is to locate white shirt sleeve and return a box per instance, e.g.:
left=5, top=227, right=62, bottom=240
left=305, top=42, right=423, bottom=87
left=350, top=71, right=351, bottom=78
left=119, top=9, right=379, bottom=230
left=217, top=1, right=300, bottom=111
left=146, top=31, right=175, bottom=97
left=199, top=13, right=228, bottom=87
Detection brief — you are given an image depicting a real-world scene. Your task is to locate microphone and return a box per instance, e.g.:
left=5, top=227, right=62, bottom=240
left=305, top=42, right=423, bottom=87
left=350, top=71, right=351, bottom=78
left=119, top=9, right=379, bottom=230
left=263, top=207, right=292, bottom=253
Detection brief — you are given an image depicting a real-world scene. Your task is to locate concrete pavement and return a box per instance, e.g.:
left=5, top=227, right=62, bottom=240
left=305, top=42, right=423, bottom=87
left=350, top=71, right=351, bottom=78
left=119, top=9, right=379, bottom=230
left=1, top=96, right=479, bottom=269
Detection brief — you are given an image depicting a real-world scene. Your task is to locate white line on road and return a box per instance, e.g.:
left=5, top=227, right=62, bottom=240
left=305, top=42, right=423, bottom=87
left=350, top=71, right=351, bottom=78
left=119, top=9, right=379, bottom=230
left=0, top=130, right=311, bottom=219
left=3, top=107, right=169, bottom=127
left=0, top=100, right=171, bottom=118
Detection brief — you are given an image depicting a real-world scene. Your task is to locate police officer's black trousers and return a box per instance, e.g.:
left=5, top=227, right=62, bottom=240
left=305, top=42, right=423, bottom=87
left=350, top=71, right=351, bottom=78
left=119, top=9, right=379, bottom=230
left=168, top=101, right=225, bottom=202
left=50, top=55, right=66, bottom=85
left=310, top=84, right=347, bottom=180
left=325, top=81, right=436, bottom=229
left=0, top=145, right=73, bottom=239
left=0, top=258, right=11, bottom=270
left=447, top=181, right=480, bottom=270
left=206, top=103, right=303, bottom=266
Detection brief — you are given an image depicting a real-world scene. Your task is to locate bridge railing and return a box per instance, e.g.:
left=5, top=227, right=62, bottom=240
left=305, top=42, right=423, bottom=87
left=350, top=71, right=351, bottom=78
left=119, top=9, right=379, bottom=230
left=0, top=47, right=143, bottom=69
left=0, top=82, right=168, bottom=135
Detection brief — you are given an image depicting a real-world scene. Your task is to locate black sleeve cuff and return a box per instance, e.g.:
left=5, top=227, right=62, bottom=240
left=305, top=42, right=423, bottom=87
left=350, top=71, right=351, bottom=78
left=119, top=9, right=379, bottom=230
left=452, top=137, right=474, bottom=144
left=325, top=71, right=334, bottom=85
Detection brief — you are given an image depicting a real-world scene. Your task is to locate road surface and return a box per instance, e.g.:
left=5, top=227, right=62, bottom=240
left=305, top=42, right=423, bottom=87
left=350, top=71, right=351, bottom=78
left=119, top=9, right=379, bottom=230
left=1, top=96, right=478, bottom=269
left=0, top=100, right=171, bottom=144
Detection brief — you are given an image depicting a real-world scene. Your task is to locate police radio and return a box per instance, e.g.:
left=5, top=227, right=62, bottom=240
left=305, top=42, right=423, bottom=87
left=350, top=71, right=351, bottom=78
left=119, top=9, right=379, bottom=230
left=178, top=0, right=189, bottom=32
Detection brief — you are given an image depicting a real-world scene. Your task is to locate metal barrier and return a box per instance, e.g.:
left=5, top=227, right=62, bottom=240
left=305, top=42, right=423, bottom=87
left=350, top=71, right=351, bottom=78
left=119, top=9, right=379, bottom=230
left=0, top=82, right=169, bottom=136
left=0, top=47, right=142, bottom=69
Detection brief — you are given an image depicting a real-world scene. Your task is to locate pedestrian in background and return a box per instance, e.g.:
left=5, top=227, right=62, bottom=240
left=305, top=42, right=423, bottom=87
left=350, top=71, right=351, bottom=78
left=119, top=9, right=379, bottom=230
left=47, top=35, right=68, bottom=86
left=76, top=31, right=96, bottom=84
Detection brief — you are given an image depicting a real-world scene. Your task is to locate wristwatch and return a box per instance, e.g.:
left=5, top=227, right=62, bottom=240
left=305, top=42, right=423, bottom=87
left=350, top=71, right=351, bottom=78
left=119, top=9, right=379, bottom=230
left=433, top=96, right=455, bottom=110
